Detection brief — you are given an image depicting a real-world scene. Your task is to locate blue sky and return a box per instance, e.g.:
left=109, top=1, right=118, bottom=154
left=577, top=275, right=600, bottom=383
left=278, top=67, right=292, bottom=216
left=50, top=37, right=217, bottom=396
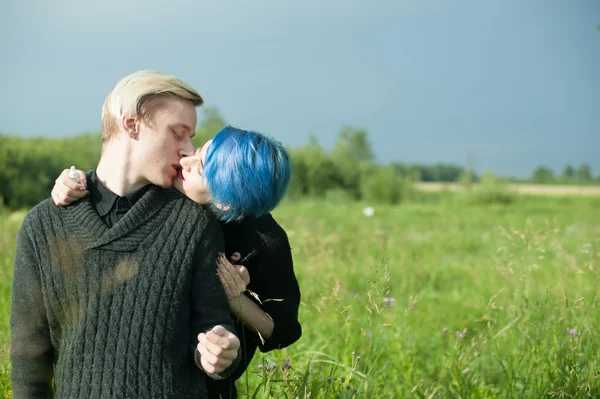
left=1, top=0, right=598, bottom=178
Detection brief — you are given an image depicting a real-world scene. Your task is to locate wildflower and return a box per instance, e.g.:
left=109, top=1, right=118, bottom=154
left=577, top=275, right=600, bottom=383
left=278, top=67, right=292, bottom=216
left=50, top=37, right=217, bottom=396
left=257, top=364, right=263, bottom=369
left=327, top=376, right=332, bottom=384
left=363, top=207, right=375, bottom=217
left=346, top=384, right=351, bottom=390
left=456, top=328, right=467, bottom=340
left=567, top=328, right=579, bottom=337
left=354, top=387, right=358, bottom=393
left=341, top=376, right=346, bottom=383
left=442, top=327, right=448, bottom=334
left=356, top=355, right=361, bottom=361
left=267, top=361, right=278, bottom=372
left=282, top=359, right=291, bottom=370
left=383, top=297, right=397, bottom=307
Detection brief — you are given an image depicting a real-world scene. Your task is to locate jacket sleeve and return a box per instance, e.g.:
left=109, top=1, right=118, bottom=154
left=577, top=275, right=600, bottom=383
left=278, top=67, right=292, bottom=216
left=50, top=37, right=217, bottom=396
left=190, top=212, right=241, bottom=379
left=251, top=225, right=302, bottom=353
left=10, top=214, right=54, bottom=399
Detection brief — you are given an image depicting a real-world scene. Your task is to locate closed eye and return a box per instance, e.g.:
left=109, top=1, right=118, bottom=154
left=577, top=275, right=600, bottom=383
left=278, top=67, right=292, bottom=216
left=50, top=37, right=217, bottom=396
left=172, top=130, right=183, bottom=140
left=196, top=159, right=204, bottom=176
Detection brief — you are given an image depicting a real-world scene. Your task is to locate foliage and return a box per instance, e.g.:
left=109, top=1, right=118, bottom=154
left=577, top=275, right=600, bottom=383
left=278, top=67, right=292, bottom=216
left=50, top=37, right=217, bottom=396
left=0, top=107, right=598, bottom=210
left=462, top=171, right=518, bottom=205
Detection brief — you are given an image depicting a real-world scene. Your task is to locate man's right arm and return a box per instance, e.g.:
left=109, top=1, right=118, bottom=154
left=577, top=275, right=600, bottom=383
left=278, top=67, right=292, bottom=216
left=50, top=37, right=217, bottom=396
left=10, top=215, right=54, bottom=398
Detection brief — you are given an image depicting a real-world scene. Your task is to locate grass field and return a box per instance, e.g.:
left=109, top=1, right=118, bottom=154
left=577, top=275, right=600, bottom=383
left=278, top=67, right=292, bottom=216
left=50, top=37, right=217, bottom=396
left=0, top=193, right=599, bottom=398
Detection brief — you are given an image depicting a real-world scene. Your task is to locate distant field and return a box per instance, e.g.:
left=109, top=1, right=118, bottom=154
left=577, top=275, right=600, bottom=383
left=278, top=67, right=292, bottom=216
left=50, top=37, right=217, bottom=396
left=416, top=182, right=600, bottom=196
left=1, top=195, right=599, bottom=398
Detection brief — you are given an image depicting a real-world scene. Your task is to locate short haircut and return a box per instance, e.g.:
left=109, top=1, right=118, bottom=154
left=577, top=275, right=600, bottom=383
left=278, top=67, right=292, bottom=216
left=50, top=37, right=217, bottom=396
left=204, top=126, right=291, bottom=222
left=101, top=70, right=203, bottom=144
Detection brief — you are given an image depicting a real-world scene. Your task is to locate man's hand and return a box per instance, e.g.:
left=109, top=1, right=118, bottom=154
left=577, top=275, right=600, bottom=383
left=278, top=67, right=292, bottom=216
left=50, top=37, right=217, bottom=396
left=217, top=253, right=250, bottom=301
left=197, top=325, right=240, bottom=374
left=51, top=168, right=88, bottom=206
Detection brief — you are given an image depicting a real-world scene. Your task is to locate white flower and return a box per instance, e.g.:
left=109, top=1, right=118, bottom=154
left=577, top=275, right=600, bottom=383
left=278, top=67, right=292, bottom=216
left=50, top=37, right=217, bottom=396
left=363, top=207, right=375, bottom=217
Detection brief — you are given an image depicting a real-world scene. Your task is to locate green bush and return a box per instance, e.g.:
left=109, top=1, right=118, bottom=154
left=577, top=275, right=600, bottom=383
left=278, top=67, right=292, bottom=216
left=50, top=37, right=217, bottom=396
left=360, top=165, right=414, bottom=205
left=0, top=134, right=101, bottom=208
left=463, top=171, right=517, bottom=205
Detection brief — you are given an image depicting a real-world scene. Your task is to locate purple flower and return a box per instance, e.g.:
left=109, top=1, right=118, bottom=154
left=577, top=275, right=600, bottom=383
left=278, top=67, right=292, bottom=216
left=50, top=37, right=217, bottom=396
left=353, top=387, right=358, bottom=393
left=267, top=362, right=278, bottom=372
left=356, top=355, right=361, bottom=361
left=456, top=328, right=467, bottom=340
left=327, top=376, right=332, bottom=384
left=568, top=328, right=579, bottom=337
left=341, top=376, right=345, bottom=383
left=282, top=359, right=291, bottom=369
left=346, top=384, right=351, bottom=390
left=383, top=297, right=397, bottom=307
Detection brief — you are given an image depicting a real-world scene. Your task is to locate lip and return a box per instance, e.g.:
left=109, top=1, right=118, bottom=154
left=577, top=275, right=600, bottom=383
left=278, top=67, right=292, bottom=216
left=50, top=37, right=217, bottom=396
left=176, top=168, right=185, bottom=181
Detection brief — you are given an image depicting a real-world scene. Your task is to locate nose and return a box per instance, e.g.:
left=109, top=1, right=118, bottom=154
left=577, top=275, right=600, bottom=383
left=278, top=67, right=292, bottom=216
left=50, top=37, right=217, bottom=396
left=179, top=139, right=195, bottom=158
left=179, top=154, right=195, bottom=170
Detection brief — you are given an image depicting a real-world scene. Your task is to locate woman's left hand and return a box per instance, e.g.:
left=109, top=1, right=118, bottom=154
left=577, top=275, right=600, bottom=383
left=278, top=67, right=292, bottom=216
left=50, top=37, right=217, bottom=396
left=217, top=253, right=250, bottom=301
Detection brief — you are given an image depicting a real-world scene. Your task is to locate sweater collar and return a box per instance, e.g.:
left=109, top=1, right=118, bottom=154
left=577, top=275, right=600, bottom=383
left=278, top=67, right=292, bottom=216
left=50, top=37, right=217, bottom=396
left=61, top=173, right=180, bottom=251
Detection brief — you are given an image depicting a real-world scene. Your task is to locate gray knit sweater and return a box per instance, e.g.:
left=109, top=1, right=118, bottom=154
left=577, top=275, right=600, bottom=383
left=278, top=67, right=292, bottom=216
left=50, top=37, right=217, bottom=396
left=10, top=186, right=240, bottom=398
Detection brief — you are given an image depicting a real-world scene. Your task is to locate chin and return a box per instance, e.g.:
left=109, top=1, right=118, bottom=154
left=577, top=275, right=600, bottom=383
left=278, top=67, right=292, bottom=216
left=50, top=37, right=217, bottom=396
left=172, top=179, right=184, bottom=194
left=155, top=181, right=173, bottom=188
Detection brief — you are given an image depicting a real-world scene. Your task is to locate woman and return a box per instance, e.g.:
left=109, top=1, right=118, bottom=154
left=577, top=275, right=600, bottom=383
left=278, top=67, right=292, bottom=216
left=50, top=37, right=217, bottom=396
left=51, top=125, right=302, bottom=399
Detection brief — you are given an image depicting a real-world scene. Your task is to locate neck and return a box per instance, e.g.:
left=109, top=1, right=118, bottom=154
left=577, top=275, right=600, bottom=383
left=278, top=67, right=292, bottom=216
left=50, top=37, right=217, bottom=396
left=96, top=139, right=148, bottom=196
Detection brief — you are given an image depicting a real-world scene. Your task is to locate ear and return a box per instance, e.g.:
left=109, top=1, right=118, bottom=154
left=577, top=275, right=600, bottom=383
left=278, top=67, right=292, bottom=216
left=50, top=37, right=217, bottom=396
left=121, top=114, right=139, bottom=139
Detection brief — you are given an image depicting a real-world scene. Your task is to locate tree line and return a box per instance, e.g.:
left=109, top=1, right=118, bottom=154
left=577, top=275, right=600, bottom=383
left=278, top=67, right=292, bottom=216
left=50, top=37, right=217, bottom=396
left=0, top=108, right=597, bottom=209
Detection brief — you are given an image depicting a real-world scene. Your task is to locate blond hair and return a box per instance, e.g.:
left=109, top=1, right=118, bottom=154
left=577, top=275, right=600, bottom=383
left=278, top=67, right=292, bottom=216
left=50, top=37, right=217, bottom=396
left=101, top=70, right=203, bottom=144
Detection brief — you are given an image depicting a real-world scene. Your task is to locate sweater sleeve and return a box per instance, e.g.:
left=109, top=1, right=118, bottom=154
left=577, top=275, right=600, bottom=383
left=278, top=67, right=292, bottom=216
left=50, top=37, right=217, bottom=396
left=252, top=224, right=302, bottom=353
left=10, top=214, right=54, bottom=399
left=190, top=212, right=241, bottom=379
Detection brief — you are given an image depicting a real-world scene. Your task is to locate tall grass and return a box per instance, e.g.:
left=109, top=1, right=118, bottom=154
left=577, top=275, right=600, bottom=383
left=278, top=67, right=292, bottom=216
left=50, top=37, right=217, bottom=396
left=0, top=195, right=599, bottom=398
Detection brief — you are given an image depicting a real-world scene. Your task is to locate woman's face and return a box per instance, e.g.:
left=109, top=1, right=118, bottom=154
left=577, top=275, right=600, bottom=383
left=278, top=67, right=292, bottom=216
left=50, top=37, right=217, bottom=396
left=173, top=139, right=213, bottom=204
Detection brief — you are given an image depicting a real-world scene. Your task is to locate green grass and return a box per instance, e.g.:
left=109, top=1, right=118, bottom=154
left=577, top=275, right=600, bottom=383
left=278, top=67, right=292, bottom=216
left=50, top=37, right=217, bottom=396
left=1, top=195, right=599, bottom=398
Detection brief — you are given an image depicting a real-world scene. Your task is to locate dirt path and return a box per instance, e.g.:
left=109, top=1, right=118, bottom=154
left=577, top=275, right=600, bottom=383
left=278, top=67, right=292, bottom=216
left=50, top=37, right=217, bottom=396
left=415, top=182, right=600, bottom=196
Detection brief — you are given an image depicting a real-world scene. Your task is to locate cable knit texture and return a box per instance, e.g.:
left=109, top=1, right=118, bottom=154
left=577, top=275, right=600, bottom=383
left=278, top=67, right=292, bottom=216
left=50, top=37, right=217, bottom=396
left=10, top=186, right=239, bottom=399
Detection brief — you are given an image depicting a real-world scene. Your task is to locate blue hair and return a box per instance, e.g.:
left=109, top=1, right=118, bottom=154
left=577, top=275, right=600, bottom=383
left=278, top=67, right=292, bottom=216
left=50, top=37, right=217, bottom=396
left=203, top=125, right=292, bottom=222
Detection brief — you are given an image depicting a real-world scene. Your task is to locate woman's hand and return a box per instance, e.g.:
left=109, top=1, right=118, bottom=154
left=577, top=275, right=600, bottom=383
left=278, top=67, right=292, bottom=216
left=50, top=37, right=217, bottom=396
left=51, top=168, right=88, bottom=206
left=217, top=253, right=250, bottom=301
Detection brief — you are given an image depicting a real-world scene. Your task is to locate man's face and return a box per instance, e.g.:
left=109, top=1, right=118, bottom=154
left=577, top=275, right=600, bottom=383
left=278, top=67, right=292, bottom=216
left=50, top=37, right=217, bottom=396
left=133, top=98, right=197, bottom=188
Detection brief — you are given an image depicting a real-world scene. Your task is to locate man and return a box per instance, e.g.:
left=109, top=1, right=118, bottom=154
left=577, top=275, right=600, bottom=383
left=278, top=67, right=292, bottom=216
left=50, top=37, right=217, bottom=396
left=10, top=70, right=241, bottom=398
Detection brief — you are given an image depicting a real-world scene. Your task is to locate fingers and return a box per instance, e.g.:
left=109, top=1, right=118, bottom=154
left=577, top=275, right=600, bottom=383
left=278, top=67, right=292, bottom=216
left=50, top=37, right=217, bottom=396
left=75, top=169, right=87, bottom=185
left=235, top=265, right=250, bottom=286
left=219, top=254, right=249, bottom=283
left=210, top=325, right=233, bottom=338
left=217, top=261, right=248, bottom=299
left=201, top=328, right=240, bottom=350
left=197, top=327, right=240, bottom=374
left=217, top=269, right=238, bottom=300
left=52, top=169, right=89, bottom=206
left=217, top=264, right=244, bottom=299
left=56, top=169, right=87, bottom=191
